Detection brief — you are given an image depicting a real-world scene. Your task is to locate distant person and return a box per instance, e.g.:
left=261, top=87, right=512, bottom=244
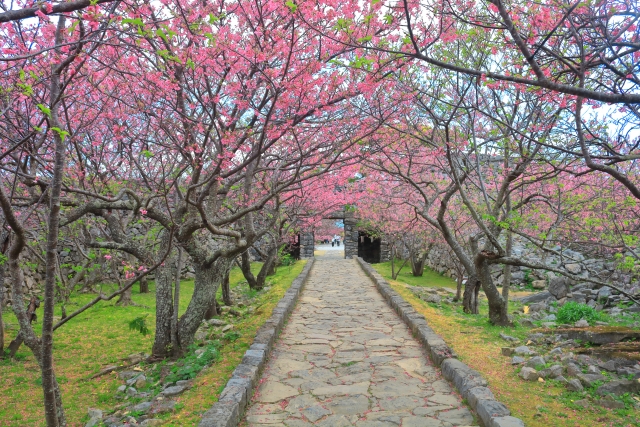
left=331, top=238, right=335, bottom=247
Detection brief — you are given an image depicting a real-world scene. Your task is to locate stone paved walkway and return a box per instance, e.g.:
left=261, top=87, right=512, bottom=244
left=242, top=251, right=477, bottom=427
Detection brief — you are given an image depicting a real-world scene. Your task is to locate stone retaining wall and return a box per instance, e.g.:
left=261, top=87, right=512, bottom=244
left=356, top=257, right=525, bottom=427
left=423, top=239, right=638, bottom=299
left=198, top=258, right=315, bottom=427
left=2, top=245, right=117, bottom=306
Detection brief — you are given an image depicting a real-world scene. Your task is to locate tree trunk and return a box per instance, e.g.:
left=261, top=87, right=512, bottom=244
left=40, top=16, right=69, bottom=426
left=239, top=251, right=259, bottom=289
left=454, top=272, right=463, bottom=302
left=204, top=297, right=220, bottom=320
left=256, top=245, right=277, bottom=287
left=221, top=270, right=232, bottom=306
left=8, top=294, right=41, bottom=358
left=176, top=257, right=231, bottom=354
left=171, top=248, right=183, bottom=351
left=392, top=262, right=407, bottom=280
left=8, top=334, right=22, bottom=358
left=502, top=230, right=513, bottom=312
left=462, top=274, right=480, bottom=314
left=436, top=218, right=478, bottom=313
left=391, top=246, right=396, bottom=278
left=116, top=259, right=134, bottom=307
left=410, top=251, right=428, bottom=277
left=139, top=277, right=149, bottom=294
left=116, top=286, right=134, bottom=306
left=476, top=256, right=511, bottom=326
left=151, top=244, right=177, bottom=359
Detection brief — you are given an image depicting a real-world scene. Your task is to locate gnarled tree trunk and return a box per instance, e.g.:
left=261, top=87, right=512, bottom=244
left=410, top=252, right=427, bottom=276
left=257, top=244, right=278, bottom=283
left=171, top=248, right=183, bottom=353
left=409, top=244, right=432, bottom=277
left=502, top=230, right=513, bottom=313
left=240, top=244, right=277, bottom=290
left=151, top=239, right=177, bottom=359
left=453, top=265, right=464, bottom=303
left=139, top=277, right=149, bottom=294
left=175, top=257, right=232, bottom=355
left=116, top=286, right=134, bottom=306
left=239, top=251, right=259, bottom=289
left=151, top=263, right=177, bottom=358
left=476, top=256, right=511, bottom=326
left=221, top=270, right=232, bottom=306
left=462, top=274, right=480, bottom=314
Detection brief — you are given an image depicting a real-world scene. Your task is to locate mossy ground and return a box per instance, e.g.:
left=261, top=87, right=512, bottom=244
left=0, top=260, right=305, bottom=427
left=372, top=261, right=640, bottom=427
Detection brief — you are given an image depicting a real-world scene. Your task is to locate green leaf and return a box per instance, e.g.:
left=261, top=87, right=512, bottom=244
left=335, top=17, right=351, bottom=31
left=37, top=104, right=51, bottom=118
left=68, top=20, right=79, bottom=34
left=156, top=28, right=168, bottom=42
left=285, top=0, right=297, bottom=12
left=122, top=17, right=144, bottom=26
left=17, top=83, right=33, bottom=96
left=50, top=127, right=70, bottom=142
left=157, top=49, right=182, bottom=64
left=204, top=33, right=216, bottom=45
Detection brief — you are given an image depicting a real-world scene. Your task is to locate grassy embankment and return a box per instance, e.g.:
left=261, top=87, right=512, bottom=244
left=373, top=261, right=640, bottom=427
left=0, top=260, right=306, bottom=427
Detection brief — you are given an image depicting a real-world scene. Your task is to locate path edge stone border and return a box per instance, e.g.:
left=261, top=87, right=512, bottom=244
left=355, top=257, right=525, bottom=427
left=198, top=258, right=316, bottom=427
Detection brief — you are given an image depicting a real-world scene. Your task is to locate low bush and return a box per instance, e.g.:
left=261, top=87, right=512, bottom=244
left=163, top=343, right=221, bottom=384
left=556, top=301, right=603, bottom=324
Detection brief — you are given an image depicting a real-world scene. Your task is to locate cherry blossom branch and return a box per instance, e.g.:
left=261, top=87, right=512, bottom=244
left=0, top=0, right=117, bottom=23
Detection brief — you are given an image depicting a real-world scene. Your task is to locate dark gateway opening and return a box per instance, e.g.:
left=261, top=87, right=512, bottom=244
left=358, top=232, right=381, bottom=263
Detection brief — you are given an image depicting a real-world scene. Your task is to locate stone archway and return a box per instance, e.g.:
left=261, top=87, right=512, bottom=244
left=300, top=209, right=390, bottom=262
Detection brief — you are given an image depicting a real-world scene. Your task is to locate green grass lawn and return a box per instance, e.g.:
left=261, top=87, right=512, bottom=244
left=374, top=260, right=458, bottom=290
left=372, top=263, right=640, bottom=427
left=0, top=260, right=306, bottom=427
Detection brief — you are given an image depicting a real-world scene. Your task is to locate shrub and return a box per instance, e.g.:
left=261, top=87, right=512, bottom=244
left=223, top=331, right=241, bottom=342
left=164, top=343, right=220, bottom=383
left=556, top=301, right=603, bottom=325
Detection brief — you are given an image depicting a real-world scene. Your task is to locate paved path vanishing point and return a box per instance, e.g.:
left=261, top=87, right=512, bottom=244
left=241, top=246, right=478, bottom=427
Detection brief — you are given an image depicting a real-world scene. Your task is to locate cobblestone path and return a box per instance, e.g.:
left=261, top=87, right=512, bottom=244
left=242, top=253, right=477, bottom=427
